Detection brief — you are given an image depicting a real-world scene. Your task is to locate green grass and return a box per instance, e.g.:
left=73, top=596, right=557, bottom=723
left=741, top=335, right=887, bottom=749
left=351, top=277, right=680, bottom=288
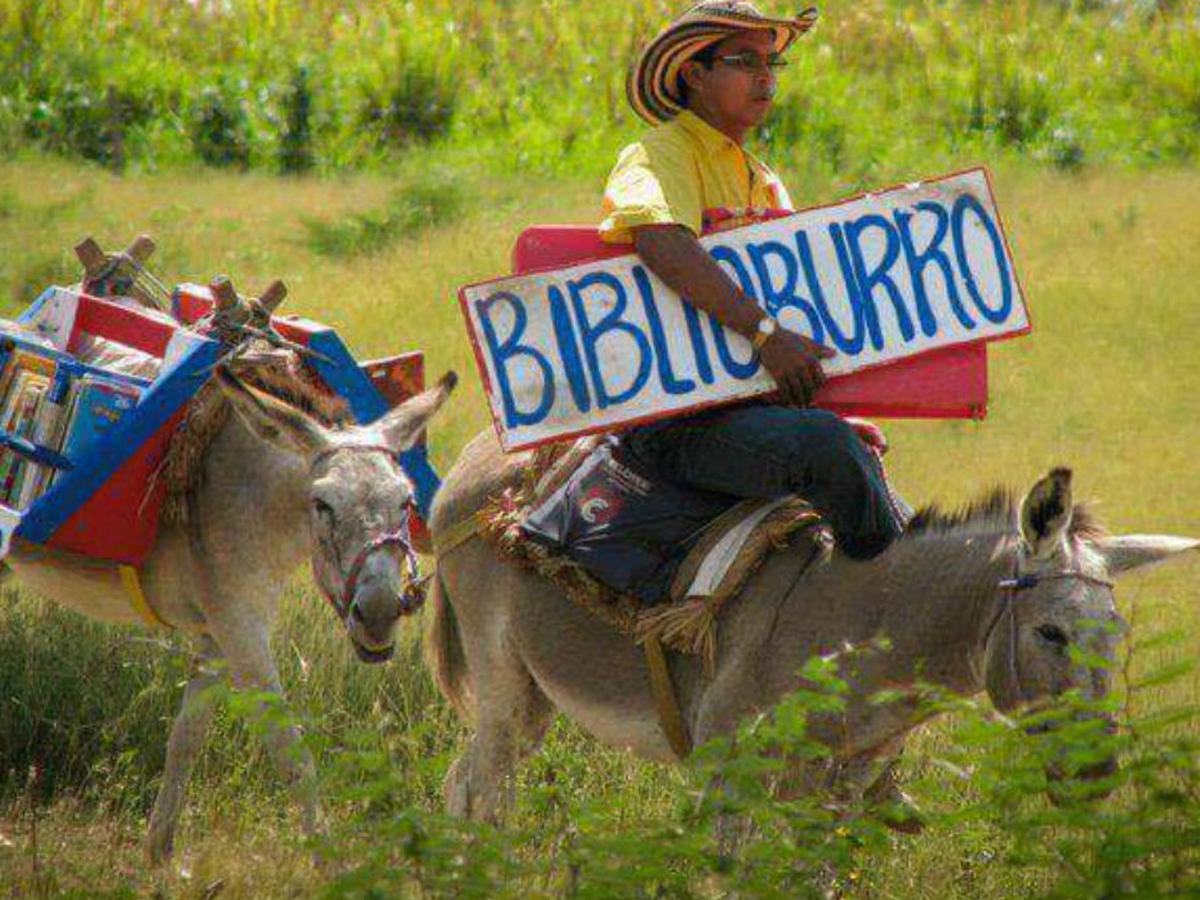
left=301, top=171, right=467, bottom=258
left=0, top=156, right=1198, bottom=897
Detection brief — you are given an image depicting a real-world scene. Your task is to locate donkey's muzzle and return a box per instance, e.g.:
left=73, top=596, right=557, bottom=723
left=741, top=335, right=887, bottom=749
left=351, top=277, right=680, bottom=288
left=1044, top=714, right=1119, bottom=803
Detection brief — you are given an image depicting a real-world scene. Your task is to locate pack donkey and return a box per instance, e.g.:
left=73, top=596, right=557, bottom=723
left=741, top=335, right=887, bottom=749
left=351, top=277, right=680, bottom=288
left=4, top=363, right=456, bottom=862
left=426, top=431, right=1198, bottom=823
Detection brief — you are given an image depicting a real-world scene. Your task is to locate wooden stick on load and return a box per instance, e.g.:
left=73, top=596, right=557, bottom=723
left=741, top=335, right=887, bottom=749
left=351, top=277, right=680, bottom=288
left=73, top=234, right=166, bottom=311
left=250, top=280, right=287, bottom=326
left=125, top=234, right=156, bottom=264
left=209, top=275, right=240, bottom=313
left=74, top=237, right=108, bottom=278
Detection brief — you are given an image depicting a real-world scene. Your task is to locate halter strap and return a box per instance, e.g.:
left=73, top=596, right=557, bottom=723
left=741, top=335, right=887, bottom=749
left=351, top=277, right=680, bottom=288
left=999, top=570, right=1115, bottom=592
left=986, top=560, right=1116, bottom=704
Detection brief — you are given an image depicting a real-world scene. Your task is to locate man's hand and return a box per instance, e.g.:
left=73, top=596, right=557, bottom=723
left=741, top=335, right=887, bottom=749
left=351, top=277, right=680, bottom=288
left=758, top=328, right=836, bottom=407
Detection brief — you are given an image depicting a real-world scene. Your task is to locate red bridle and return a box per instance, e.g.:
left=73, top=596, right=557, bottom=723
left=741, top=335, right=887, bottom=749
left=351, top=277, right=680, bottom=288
left=308, top=444, right=424, bottom=622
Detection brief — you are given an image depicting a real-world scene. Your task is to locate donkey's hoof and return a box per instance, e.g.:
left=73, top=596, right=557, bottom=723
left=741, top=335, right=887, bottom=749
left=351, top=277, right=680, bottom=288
left=878, top=795, right=926, bottom=835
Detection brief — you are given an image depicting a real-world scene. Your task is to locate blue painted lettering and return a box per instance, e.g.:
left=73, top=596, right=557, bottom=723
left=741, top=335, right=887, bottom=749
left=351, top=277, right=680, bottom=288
left=706, top=244, right=762, bottom=379
left=709, top=311, right=761, bottom=380
left=475, top=292, right=555, bottom=428
left=681, top=301, right=715, bottom=385
left=894, top=202, right=972, bottom=334
left=548, top=285, right=591, bottom=412
left=844, top=214, right=915, bottom=349
left=745, top=240, right=825, bottom=343
left=823, top=224, right=870, bottom=354
left=632, top=265, right=696, bottom=396
left=568, top=272, right=653, bottom=409
left=952, top=194, right=1012, bottom=324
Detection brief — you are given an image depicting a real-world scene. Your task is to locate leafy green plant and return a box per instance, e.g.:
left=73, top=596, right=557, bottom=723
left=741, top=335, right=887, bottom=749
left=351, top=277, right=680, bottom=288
left=279, top=64, right=315, bottom=174
left=190, top=81, right=252, bottom=169
left=360, top=43, right=458, bottom=150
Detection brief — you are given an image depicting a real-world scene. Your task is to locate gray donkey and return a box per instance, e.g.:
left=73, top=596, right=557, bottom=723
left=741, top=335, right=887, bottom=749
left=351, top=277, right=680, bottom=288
left=426, top=430, right=1198, bottom=823
left=4, top=366, right=456, bottom=862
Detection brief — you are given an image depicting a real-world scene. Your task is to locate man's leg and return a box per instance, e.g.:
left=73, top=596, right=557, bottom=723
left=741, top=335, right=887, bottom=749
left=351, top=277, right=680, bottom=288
left=622, top=405, right=905, bottom=559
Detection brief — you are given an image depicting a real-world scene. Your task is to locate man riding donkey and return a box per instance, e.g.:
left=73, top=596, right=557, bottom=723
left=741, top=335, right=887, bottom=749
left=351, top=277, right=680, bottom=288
left=425, top=0, right=1199, bottom=830
left=596, top=0, right=908, bottom=564
left=430, top=0, right=924, bottom=813
left=506, top=1, right=907, bottom=619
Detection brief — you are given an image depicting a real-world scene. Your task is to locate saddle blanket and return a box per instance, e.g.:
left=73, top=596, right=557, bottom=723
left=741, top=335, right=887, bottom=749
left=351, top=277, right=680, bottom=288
left=521, top=438, right=740, bottom=604
left=520, top=436, right=826, bottom=608
left=473, top=435, right=826, bottom=664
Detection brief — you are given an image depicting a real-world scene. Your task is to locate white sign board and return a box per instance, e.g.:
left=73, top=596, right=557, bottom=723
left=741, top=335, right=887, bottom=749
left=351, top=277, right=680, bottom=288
left=460, top=168, right=1029, bottom=452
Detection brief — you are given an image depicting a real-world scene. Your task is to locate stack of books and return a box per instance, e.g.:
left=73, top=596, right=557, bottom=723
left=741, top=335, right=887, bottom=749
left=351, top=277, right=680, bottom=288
left=0, top=343, right=142, bottom=511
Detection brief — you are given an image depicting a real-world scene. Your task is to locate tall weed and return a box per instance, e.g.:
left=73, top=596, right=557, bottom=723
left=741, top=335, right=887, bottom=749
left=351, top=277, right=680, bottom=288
left=278, top=64, right=315, bottom=174
left=190, top=80, right=252, bottom=169
left=303, top=644, right=1200, bottom=899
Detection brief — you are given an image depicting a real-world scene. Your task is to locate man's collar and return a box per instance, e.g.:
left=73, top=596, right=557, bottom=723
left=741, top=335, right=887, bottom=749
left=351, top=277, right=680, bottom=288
left=676, top=109, right=742, bottom=155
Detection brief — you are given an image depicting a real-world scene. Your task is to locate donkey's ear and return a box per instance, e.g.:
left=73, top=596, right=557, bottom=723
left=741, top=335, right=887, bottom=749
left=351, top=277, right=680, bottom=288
left=1095, top=535, right=1200, bottom=577
left=215, top=366, right=329, bottom=458
left=1020, top=467, right=1073, bottom=559
left=376, top=371, right=457, bottom=452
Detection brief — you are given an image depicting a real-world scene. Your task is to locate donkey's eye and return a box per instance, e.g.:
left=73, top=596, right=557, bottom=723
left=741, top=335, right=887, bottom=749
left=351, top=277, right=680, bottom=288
left=312, top=498, right=335, bottom=520
left=1036, top=624, right=1069, bottom=647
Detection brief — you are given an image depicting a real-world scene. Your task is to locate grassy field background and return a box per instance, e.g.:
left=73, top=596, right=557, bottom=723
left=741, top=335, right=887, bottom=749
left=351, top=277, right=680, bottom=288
left=0, top=156, right=1197, bottom=898
left=0, top=0, right=1199, bottom=895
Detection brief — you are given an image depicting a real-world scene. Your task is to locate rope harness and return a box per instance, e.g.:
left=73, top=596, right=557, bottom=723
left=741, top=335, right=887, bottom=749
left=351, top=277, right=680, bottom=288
left=987, top=558, right=1115, bottom=705
left=309, top=444, right=424, bottom=622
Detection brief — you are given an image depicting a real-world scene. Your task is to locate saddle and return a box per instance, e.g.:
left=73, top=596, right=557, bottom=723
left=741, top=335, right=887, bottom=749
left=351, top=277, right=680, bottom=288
left=476, top=435, right=830, bottom=671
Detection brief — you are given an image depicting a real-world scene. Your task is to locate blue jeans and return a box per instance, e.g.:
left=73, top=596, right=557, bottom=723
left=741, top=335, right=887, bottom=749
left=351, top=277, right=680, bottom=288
left=620, top=404, right=908, bottom=560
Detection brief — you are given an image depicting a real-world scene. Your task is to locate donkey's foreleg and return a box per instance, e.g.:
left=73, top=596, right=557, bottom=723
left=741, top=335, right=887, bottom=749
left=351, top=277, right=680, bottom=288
left=445, top=669, right=552, bottom=823
left=205, top=617, right=319, bottom=839
left=147, top=635, right=223, bottom=864
left=789, top=738, right=924, bottom=834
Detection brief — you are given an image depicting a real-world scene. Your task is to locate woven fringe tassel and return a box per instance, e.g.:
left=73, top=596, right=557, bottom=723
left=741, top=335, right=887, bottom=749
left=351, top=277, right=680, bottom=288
left=636, top=598, right=719, bottom=673
left=476, top=486, right=642, bottom=636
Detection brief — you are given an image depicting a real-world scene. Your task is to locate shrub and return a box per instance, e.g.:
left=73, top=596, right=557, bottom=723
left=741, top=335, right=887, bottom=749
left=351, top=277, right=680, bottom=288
left=361, top=52, right=457, bottom=149
left=1041, top=124, right=1088, bottom=172
left=305, top=638, right=1200, bottom=899
left=21, top=76, right=147, bottom=169
left=279, top=64, right=315, bottom=174
left=190, top=81, right=252, bottom=169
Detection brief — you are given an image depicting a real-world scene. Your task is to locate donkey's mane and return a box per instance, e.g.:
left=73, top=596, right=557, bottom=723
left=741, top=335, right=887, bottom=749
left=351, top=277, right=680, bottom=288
left=159, top=348, right=350, bottom=522
left=905, top=487, right=1107, bottom=541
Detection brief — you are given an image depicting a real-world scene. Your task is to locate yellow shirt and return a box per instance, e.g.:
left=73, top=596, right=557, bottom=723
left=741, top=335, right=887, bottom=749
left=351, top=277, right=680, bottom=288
left=598, top=110, right=793, bottom=244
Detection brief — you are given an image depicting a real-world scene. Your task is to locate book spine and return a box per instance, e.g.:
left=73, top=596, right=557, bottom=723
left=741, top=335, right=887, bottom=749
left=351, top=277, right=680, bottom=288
left=2, top=385, right=43, bottom=505
left=22, top=367, right=75, bottom=505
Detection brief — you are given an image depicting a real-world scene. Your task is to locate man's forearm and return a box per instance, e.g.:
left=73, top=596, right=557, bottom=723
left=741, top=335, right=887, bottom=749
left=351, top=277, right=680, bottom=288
left=632, top=224, right=765, bottom=339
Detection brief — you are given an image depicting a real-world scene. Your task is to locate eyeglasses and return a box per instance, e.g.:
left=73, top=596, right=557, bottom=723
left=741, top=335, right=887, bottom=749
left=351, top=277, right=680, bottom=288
left=714, top=52, right=789, bottom=74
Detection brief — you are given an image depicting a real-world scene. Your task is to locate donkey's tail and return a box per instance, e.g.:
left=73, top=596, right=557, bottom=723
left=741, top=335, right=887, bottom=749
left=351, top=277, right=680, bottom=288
left=424, top=568, right=474, bottom=722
